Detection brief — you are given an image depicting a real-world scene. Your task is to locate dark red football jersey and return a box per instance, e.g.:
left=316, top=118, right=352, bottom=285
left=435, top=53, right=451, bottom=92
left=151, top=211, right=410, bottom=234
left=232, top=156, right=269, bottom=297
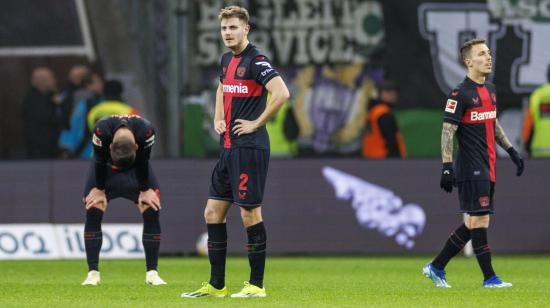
left=443, top=77, right=498, bottom=182
left=219, top=43, right=280, bottom=150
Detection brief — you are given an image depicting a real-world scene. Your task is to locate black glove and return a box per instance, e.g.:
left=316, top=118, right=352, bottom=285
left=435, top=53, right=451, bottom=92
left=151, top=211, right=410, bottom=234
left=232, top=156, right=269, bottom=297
left=440, top=162, right=456, bottom=193
left=507, top=147, right=524, bottom=176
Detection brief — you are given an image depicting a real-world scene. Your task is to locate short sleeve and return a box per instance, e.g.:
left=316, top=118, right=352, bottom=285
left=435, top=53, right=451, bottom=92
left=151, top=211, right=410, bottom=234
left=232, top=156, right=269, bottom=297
left=250, top=55, right=280, bottom=86
left=443, top=89, right=465, bottom=124
left=91, top=119, right=110, bottom=163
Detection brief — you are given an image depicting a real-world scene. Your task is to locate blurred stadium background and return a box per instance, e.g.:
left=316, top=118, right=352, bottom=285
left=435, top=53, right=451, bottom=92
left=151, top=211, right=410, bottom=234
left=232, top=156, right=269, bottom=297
left=1, top=0, right=549, bottom=306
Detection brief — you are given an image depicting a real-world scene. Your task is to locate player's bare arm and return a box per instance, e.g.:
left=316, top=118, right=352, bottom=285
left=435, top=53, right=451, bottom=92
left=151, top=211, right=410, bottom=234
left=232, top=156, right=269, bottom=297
left=214, top=82, right=226, bottom=135
left=232, top=76, right=290, bottom=136
left=441, top=122, right=458, bottom=163
left=494, top=119, right=513, bottom=150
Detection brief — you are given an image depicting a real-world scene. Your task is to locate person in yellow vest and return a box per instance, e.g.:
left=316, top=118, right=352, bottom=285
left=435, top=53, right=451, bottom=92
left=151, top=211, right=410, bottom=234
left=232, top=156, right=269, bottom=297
left=266, top=94, right=298, bottom=158
left=87, top=80, right=140, bottom=131
left=362, top=81, right=406, bottom=158
left=522, top=66, right=550, bottom=157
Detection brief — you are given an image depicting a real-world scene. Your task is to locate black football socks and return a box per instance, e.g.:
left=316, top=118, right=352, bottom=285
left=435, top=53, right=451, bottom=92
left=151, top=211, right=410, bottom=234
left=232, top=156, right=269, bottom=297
left=207, top=223, right=227, bottom=289
left=471, top=227, right=496, bottom=280
left=84, top=207, right=104, bottom=271
left=142, top=208, right=161, bottom=271
left=247, top=222, right=267, bottom=288
left=432, top=223, right=471, bottom=270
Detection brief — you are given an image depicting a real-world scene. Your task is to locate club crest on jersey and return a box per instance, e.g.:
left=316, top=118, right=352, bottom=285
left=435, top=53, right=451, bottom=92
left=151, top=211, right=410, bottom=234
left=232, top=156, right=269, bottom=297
left=236, top=67, right=246, bottom=77
left=445, top=99, right=457, bottom=113
left=92, top=133, right=102, bottom=146
left=451, top=90, right=459, bottom=96
left=472, top=97, right=480, bottom=104
left=491, top=92, right=496, bottom=102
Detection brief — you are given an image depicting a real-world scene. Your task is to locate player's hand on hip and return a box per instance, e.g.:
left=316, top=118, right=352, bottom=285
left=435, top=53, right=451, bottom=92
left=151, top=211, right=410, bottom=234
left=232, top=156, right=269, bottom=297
left=506, top=147, right=524, bottom=176
left=440, top=163, right=456, bottom=193
left=139, top=189, right=161, bottom=211
left=85, top=188, right=107, bottom=209
left=232, top=119, right=259, bottom=136
left=214, top=120, right=226, bottom=135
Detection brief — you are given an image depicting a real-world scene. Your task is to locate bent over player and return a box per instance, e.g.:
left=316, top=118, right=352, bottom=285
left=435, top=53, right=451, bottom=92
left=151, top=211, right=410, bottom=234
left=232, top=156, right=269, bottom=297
left=81, top=115, right=166, bottom=286
left=182, top=5, right=289, bottom=298
left=423, top=38, right=524, bottom=288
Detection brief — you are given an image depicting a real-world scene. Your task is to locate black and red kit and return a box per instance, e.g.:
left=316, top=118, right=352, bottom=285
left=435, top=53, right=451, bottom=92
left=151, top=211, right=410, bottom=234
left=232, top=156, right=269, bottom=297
left=84, top=115, right=159, bottom=203
left=209, top=43, right=279, bottom=207
left=443, top=77, right=498, bottom=213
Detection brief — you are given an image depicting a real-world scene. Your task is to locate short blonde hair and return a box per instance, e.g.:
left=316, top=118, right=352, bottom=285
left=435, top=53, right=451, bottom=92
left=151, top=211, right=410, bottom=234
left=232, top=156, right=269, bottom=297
left=218, top=5, right=249, bottom=24
left=460, top=38, right=486, bottom=65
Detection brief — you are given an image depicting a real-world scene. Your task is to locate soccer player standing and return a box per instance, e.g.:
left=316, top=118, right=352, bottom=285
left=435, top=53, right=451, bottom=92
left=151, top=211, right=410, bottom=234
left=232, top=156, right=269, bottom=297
left=423, top=38, right=524, bottom=288
left=181, top=6, right=289, bottom=298
left=81, top=115, right=166, bottom=286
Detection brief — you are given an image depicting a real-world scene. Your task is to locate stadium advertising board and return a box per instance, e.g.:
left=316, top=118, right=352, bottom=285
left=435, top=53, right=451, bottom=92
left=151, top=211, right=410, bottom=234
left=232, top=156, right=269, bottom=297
left=2, top=160, right=549, bottom=257
left=0, top=224, right=143, bottom=260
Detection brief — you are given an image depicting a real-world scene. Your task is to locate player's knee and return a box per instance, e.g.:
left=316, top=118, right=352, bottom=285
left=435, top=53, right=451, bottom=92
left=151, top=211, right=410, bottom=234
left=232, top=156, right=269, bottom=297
left=142, top=207, right=161, bottom=233
left=85, top=207, right=104, bottom=231
left=204, top=207, right=223, bottom=223
left=470, top=214, right=490, bottom=228
left=240, top=207, right=262, bottom=226
left=88, top=202, right=107, bottom=212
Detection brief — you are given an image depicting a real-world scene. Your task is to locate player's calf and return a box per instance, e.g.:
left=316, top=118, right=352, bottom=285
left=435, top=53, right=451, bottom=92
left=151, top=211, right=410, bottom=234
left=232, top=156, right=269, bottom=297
left=84, top=207, right=104, bottom=271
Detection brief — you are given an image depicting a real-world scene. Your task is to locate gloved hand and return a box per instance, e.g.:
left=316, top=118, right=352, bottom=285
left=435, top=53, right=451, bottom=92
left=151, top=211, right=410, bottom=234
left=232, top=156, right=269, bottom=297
left=506, top=147, right=524, bottom=176
left=440, top=162, right=456, bottom=193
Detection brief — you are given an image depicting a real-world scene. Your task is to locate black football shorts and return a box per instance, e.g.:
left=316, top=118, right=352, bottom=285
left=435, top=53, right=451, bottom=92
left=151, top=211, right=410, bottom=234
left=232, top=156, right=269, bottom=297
left=208, top=148, right=269, bottom=208
left=457, top=180, right=495, bottom=215
left=83, top=161, right=159, bottom=204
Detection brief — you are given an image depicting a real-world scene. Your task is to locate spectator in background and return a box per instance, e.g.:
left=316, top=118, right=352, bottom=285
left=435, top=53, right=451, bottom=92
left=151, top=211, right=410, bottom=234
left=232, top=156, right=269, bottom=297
left=22, top=67, right=62, bottom=158
left=522, top=65, right=550, bottom=157
left=59, top=65, right=90, bottom=129
left=86, top=80, right=140, bottom=132
left=362, top=81, right=406, bottom=159
left=59, top=73, right=104, bottom=158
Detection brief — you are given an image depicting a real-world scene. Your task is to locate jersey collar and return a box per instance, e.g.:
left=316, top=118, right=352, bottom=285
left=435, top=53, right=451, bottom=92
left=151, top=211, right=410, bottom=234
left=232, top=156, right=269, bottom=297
left=233, top=43, right=254, bottom=58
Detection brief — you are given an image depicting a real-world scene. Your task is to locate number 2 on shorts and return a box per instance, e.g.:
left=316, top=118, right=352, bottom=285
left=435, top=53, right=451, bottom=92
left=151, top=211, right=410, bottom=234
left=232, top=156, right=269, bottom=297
left=239, top=173, right=249, bottom=191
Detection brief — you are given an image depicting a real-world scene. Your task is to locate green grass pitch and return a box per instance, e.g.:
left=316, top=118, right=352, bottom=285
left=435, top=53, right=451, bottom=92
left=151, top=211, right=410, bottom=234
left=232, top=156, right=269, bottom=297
left=1, top=256, right=548, bottom=307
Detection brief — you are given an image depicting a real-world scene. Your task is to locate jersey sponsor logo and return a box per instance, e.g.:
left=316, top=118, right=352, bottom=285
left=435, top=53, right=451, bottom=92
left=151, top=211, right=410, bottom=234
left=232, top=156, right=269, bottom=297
left=261, top=68, right=274, bottom=76
left=323, top=166, right=426, bottom=249
left=479, top=196, right=490, bottom=207
left=222, top=83, right=249, bottom=94
left=237, top=66, right=246, bottom=77
left=445, top=99, right=458, bottom=113
left=470, top=110, right=497, bottom=121
left=92, top=133, right=102, bottom=146
left=255, top=61, right=272, bottom=68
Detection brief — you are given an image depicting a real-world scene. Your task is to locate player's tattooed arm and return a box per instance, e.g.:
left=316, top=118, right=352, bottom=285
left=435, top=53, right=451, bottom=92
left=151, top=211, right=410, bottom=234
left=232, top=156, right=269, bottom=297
left=441, top=122, right=458, bottom=163
left=495, top=119, right=513, bottom=150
